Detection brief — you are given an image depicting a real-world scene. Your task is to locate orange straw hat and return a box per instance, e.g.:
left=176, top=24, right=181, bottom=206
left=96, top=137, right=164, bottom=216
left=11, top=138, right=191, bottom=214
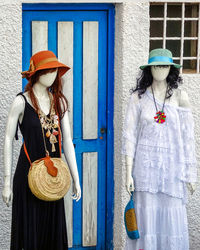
left=21, top=50, right=70, bottom=80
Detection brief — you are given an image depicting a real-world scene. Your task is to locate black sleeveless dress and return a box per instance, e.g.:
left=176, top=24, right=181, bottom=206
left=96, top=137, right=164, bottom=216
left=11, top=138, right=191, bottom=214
left=11, top=92, right=68, bottom=250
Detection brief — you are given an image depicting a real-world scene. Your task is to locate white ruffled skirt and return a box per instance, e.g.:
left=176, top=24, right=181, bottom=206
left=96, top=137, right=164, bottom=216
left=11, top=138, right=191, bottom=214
left=125, top=191, right=189, bottom=250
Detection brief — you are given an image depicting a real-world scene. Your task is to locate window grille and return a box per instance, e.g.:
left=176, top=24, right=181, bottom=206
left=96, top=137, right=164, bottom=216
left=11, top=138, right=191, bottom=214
left=150, top=3, right=200, bottom=74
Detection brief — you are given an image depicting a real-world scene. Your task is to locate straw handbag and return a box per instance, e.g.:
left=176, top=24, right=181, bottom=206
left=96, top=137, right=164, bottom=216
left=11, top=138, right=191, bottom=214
left=23, top=108, right=71, bottom=201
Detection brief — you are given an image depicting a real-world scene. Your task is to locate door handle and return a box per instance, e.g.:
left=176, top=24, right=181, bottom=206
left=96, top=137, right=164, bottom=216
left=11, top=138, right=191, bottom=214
left=100, top=127, right=106, bottom=134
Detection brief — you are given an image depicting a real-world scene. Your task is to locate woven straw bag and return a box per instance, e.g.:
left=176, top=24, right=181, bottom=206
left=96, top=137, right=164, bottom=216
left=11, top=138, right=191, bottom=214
left=27, top=155, right=71, bottom=201
left=24, top=106, right=71, bottom=201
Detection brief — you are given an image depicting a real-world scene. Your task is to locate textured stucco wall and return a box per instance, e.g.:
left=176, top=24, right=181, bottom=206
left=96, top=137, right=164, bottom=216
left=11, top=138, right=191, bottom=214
left=0, top=2, right=22, bottom=250
left=0, top=1, right=200, bottom=250
left=114, top=1, right=150, bottom=249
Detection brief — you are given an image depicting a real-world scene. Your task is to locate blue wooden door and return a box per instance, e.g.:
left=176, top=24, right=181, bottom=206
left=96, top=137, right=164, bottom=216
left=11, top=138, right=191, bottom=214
left=22, top=4, right=114, bottom=249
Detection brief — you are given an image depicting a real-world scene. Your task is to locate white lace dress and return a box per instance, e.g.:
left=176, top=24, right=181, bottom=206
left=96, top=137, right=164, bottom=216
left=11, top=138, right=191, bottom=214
left=121, top=89, right=197, bottom=250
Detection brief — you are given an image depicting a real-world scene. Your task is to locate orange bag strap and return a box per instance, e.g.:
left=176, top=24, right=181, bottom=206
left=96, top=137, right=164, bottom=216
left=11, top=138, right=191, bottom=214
left=23, top=142, right=32, bottom=169
left=23, top=115, right=62, bottom=162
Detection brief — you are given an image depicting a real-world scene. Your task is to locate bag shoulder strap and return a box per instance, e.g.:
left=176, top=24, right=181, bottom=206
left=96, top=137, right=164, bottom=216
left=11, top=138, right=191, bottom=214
left=23, top=142, right=32, bottom=167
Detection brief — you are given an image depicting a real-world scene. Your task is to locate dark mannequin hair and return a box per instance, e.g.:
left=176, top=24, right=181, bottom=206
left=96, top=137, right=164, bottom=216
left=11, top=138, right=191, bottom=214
left=130, top=65, right=183, bottom=99
left=24, top=67, right=69, bottom=119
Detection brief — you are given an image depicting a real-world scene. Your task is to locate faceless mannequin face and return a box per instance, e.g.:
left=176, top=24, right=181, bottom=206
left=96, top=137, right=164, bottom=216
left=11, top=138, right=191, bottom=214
left=38, top=68, right=58, bottom=88
left=151, top=65, right=170, bottom=81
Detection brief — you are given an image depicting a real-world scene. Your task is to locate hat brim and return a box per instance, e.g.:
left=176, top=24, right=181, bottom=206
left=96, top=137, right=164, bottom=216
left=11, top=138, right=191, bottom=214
left=25, top=61, right=70, bottom=80
left=140, top=61, right=182, bottom=70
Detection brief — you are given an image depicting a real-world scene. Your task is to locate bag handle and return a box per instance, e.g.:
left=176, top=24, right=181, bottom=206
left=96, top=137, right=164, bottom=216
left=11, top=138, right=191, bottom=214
left=130, top=191, right=134, bottom=200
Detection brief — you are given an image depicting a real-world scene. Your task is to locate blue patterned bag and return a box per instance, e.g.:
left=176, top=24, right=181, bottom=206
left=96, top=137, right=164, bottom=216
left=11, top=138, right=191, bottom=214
left=124, top=191, right=140, bottom=239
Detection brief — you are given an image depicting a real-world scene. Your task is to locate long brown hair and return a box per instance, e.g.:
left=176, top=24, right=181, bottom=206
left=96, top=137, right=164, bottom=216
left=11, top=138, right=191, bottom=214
left=24, top=68, right=69, bottom=119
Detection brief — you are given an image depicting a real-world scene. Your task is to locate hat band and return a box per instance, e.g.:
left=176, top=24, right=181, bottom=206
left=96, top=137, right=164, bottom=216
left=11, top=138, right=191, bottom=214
left=148, top=56, right=173, bottom=64
left=35, top=57, right=58, bottom=69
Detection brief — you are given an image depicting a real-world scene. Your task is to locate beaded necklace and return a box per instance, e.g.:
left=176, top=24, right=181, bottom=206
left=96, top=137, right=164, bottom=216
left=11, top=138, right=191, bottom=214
left=33, top=91, right=59, bottom=152
left=151, top=84, right=168, bottom=124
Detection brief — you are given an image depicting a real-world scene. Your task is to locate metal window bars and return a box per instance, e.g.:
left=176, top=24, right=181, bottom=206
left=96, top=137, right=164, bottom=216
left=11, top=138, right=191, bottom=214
left=150, top=2, right=200, bottom=74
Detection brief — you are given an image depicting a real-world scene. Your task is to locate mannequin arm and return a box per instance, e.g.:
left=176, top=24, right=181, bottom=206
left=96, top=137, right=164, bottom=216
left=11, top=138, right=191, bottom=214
left=122, top=93, right=140, bottom=195
left=2, top=95, right=24, bottom=207
left=125, top=155, right=135, bottom=195
left=60, top=108, right=81, bottom=201
left=179, top=89, right=197, bottom=195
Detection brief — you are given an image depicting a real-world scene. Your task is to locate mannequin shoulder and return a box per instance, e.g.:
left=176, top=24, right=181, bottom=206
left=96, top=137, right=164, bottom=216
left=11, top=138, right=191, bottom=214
left=177, top=89, right=191, bottom=108
left=9, top=94, right=25, bottom=114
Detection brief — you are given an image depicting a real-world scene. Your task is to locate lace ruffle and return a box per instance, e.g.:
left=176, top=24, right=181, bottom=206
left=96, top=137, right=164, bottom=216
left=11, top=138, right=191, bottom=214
left=177, top=109, right=198, bottom=182
left=126, top=233, right=189, bottom=250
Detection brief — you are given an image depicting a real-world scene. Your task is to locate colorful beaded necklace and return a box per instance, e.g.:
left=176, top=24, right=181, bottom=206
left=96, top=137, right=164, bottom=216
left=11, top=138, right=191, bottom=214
left=151, top=84, right=168, bottom=124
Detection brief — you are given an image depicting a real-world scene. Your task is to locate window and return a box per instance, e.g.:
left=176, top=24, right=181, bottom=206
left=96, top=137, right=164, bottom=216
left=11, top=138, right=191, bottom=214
left=150, top=3, right=200, bottom=74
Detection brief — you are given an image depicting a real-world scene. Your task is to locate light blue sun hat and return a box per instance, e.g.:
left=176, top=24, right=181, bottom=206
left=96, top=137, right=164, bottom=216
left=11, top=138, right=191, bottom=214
left=139, top=48, right=182, bottom=70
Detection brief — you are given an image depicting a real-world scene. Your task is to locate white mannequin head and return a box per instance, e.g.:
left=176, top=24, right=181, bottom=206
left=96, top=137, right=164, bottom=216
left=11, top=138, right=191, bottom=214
left=36, top=68, right=58, bottom=88
left=151, top=65, right=170, bottom=81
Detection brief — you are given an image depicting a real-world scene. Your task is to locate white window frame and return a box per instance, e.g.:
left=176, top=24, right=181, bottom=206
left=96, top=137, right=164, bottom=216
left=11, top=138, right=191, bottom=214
left=150, top=2, right=200, bottom=74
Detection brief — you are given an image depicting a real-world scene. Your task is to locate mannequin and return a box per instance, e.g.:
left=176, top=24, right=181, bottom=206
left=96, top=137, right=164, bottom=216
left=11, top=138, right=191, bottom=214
left=2, top=49, right=81, bottom=250
left=125, top=65, right=196, bottom=196
left=121, top=48, right=197, bottom=250
left=2, top=68, right=81, bottom=206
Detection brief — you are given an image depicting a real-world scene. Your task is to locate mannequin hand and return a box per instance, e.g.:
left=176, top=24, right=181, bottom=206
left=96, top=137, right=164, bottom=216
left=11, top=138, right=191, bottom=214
left=2, top=185, right=13, bottom=207
left=71, top=181, right=81, bottom=202
left=125, top=156, right=134, bottom=195
left=126, top=174, right=135, bottom=195
left=186, top=182, right=196, bottom=195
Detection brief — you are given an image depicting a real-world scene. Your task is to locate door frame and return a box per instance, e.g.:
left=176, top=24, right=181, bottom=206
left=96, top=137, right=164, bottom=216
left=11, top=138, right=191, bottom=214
left=22, top=3, right=115, bottom=249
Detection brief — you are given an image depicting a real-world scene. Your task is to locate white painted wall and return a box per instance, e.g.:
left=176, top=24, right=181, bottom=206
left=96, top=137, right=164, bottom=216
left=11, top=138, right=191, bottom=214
left=114, top=1, right=150, bottom=248
left=0, top=0, right=199, bottom=249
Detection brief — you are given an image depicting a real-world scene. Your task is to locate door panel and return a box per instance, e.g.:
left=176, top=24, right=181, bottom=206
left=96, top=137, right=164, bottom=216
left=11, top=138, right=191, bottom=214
left=22, top=6, right=113, bottom=249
